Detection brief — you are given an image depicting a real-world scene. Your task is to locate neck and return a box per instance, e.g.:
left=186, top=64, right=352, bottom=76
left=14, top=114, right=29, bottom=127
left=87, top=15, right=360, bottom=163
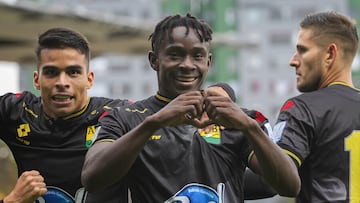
left=320, top=65, right=353, bottom=88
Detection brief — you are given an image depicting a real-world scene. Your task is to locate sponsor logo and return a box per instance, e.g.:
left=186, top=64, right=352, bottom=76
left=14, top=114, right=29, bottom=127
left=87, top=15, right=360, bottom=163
left=165, top=183, right=225, bottom=203
left=35, top=187, right=87, bottom=203
left=17, top=123, right=30, bottom=137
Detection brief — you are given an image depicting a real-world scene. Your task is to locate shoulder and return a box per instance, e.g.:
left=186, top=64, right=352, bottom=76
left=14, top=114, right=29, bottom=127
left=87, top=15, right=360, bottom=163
left=242, top=108, right=269, bottom=124
left=0, top=91, right=39, bottom=104
left=89, top=97, right=133, bottom=108
left=282, top=86, right=343, bottom=113
left=105, top=96, right=156, bottom=118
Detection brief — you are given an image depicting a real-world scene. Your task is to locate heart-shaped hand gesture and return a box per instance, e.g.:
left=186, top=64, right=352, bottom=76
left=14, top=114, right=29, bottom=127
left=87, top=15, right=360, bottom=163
left=152, top=87, right=241, bottom=130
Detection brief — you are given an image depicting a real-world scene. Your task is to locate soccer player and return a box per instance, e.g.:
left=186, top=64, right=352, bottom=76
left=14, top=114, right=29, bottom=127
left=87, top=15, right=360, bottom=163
left=271, top=11, right=360, bottom=202
left=0, top=27, right=130, bottom=203
left=0, top=26, right=244, bottom=203
left=82, top=13, right=300, bottom=202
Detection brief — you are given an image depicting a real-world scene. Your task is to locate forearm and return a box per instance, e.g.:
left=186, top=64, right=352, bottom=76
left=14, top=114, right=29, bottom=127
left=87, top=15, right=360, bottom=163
left=244, top=168, right=276, bottom=200
left=82, top=116, right=159, bottom=192
left=246, top=120, right=300, bottom=197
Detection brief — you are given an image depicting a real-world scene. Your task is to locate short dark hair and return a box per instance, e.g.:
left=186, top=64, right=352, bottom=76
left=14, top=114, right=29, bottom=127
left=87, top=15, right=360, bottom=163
left=148, top=13, right=213, bottom=54
left=35, top=27, right=90, bottom=67
left=301, top=11, right=359, bottom=58
left=209, top=82, right=236, bottom=102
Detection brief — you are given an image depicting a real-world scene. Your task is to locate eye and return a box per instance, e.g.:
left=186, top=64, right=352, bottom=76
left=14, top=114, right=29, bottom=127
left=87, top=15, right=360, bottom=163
left=42, top=67, right=58, bottom=77
left=67, top=66, right=83, bottom=76
left=296, top=46, right=307, bottom=54
left=193, top=53, right=204, bottom=60
left=168, top=52, right=180, bottom=59
left=68, top=69, right=81, bottom=75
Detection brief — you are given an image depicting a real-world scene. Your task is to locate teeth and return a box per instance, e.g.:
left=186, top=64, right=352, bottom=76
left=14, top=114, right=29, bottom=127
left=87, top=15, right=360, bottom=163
left=53, top=96, right=71, bottom=101
left=177, top=77, right=196, bottom=82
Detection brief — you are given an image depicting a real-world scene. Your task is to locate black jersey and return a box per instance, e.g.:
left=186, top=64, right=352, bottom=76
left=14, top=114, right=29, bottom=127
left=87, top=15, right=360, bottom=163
left=96, top=93, right=272, bottom=203
left=0, top=91, right=129, bottom=203
left=271, top=83, right=360, bottom=203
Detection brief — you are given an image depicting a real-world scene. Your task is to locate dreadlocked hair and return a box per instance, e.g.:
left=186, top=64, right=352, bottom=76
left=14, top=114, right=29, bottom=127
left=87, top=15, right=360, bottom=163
left=149, top=13, right=213, bottom=53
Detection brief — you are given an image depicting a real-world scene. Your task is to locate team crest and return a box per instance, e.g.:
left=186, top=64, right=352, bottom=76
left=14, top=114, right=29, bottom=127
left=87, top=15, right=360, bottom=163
left=85, top=125, right=96, bottom=148
left=199, top=125, right=221, bottom=144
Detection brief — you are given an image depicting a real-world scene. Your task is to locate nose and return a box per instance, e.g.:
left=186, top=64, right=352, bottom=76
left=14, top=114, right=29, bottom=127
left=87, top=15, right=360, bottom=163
left=289, top=53, right=300, bottom=68
left=55, top=72, right=70, bottom=89
left=179, top=55, right=195, bottom=70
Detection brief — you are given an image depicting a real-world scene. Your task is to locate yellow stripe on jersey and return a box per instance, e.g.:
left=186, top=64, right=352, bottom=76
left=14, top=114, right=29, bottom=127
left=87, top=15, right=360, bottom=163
left=283, top=149, right=302, bottom=167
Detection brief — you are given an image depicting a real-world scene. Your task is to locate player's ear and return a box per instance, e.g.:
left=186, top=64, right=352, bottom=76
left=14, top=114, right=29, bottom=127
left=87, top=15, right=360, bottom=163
left=33, top=70, right=40, bottom=90
left=325, top=43, right=337, bottom=68
left=86, top=71, right=94, bottom=89
left=207, top=52, right=212, bottom=68
left=148, top=51, right=159, bottom=71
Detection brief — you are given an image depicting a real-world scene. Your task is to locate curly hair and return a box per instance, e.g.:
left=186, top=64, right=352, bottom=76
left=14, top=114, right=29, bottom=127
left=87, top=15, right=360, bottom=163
left=149, top=13, right=213, bottom=53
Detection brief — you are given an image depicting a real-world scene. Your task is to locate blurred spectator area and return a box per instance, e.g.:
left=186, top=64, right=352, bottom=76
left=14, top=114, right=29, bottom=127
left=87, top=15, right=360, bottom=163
left=0, top=2, right=153, bottom=63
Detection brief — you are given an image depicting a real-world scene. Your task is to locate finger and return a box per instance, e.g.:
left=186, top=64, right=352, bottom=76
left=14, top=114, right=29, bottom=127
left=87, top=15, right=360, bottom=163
left=189, top=117, right=214, bottom=128
left=183, top=99, right=204, bottom=119
left=32, top=175, right=45, bottom=183
left=21, top=170, right=40, bottom=177
left=39, top=187, right=48, bottom=195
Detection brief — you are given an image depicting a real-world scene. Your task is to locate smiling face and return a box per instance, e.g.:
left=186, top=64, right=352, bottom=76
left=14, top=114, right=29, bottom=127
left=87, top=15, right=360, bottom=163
left=149, top=26, right=212, bottom=99
left=34, top=48, right=94, bottom=119
left=289, top=28, right=326, bottom=92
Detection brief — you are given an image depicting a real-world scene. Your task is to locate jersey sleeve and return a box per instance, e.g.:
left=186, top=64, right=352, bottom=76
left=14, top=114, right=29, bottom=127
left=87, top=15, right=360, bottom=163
left=0, top=92, right=19, bottom=122
left=242, top=108, right=273, bottom=163
left=0, top=92, right=32, bottom=140
left=272, top=99, right=315, bottom=167
left=93, top=106, right=129, bottom=143
left=243, top=108, right=272, bottom=136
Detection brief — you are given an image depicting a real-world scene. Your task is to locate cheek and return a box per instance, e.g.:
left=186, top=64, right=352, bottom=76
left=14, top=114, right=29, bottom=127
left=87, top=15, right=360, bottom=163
left=37, top=79, right=52, bottom=91
left=76, top=82, right=90, bottom=93
left=302, top=55, right=315, bottom=73
left=158, top=68, right=170, bottom=80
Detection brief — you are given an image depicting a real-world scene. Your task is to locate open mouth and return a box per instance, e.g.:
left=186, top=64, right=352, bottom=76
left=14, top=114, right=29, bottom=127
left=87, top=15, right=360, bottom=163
left=176, top=76, right=197, bottom=82
left=52, top=95, right=73, bottom=102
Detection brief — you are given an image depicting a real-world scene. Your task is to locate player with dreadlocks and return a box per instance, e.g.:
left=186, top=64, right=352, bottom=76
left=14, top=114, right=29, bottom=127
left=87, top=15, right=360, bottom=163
left=82, top=13, right=300, bottom=202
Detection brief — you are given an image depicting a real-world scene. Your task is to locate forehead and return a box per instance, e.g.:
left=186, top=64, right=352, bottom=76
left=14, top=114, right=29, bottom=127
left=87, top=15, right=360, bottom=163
left=297, top=28, right=317, bottom=46
left=38, top=48, right=87, bottom=67
left=170, top=26, right=195, bottom=39
left=162, top=26, right=209, bottom=48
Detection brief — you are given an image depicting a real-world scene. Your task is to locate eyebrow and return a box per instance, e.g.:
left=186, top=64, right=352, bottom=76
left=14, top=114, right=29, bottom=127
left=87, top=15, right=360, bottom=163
left=42, top=65, right=83, bottom=70
left=165, top=44, right=208, bottom=51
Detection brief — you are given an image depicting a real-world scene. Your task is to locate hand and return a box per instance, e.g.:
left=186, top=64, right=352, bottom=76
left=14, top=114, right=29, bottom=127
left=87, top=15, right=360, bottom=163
left=203, top=89, right=249, bottom=130
left=150, top=91, right=212, bottom=128
left=4, top=170, right=47, bottom=203
left=196, top=84, right=235, bottom=130
left=187, top=109, right=214, bottom=129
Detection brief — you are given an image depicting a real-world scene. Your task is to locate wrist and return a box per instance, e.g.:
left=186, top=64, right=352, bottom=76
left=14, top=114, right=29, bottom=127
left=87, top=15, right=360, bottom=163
left=144, top=114, right=162, bottom=131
